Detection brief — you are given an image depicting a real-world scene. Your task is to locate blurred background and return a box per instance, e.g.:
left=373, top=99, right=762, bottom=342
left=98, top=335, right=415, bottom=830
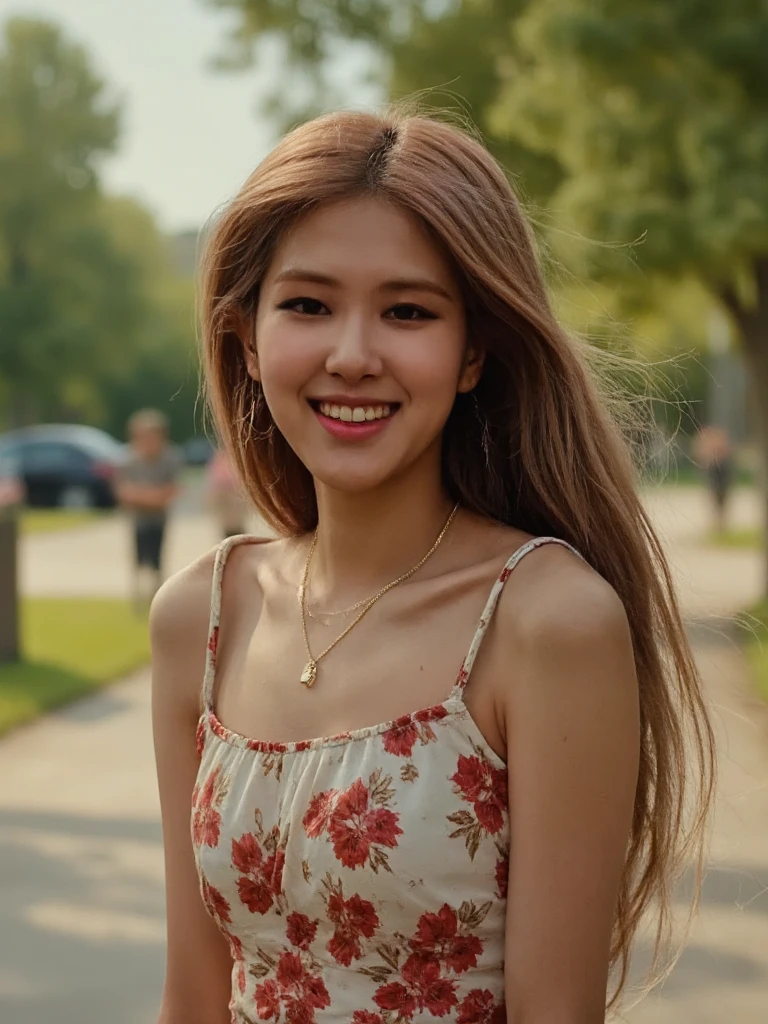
left=0, top=1, right=767, bottom=1022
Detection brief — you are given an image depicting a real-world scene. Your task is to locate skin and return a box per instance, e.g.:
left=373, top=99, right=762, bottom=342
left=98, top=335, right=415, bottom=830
left=151, top=196, right=640, bottom=1024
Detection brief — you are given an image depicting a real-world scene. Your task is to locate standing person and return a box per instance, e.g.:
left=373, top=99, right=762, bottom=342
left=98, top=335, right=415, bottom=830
left=116, top=409, right=181, bottom=609
left=150, top=111, right=715, bottom=1024
left=205, top=446, right=250, bottom=540
left=693, top=424, right=735, bottom=535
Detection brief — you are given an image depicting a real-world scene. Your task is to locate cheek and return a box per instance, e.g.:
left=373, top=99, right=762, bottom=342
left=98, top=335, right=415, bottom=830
left=255, top=315, right=317, bottom=398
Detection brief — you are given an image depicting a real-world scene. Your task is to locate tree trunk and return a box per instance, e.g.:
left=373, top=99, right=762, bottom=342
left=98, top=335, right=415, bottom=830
left=721, top=257, right=768, bottom=599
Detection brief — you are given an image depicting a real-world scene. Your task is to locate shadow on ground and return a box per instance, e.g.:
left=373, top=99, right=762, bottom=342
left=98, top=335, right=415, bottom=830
left=0, top=808, right=165, bottom=1024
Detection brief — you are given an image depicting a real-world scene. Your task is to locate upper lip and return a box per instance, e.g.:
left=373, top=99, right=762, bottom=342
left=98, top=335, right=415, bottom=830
left=309, top=395, right=400, bottom=407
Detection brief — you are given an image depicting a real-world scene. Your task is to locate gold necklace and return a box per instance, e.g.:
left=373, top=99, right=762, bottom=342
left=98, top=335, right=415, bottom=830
left=298, top=503, right=460, bottom=687
left=303, top=591, right=374, bottom=623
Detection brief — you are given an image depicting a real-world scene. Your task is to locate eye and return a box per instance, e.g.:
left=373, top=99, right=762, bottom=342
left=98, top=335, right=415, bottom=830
left=277, top=297, right=329, bottom=316
left=385, top=303, right=438, bottom=322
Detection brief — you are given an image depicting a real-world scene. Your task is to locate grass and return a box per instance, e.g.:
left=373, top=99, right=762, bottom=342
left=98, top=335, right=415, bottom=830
left=739, top=599, right=768, bottom=704
left=20, top=508, right=109, bottom=536
left=705, top=527, right=764, bottom=550
left=0, top=597, right=151, bottom=735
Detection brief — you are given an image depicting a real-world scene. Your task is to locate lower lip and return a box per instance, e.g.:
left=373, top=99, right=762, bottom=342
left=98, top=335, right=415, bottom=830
left=312, top=407, right=395, bottom=440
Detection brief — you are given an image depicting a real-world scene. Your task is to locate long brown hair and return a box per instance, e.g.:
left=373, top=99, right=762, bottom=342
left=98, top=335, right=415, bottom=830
left=199, top=108, right=715, bottom=1009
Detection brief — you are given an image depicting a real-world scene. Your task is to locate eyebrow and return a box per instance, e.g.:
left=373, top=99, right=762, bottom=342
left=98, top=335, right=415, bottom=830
left=272, top=268, right=456, bottom=302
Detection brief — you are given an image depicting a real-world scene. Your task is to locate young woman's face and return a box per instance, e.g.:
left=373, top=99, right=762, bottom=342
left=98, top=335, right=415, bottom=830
left=250, top=196, right=480, bottom=495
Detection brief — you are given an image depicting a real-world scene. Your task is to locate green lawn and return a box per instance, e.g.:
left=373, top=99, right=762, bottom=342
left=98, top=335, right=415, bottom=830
left=740, top=600, right=768, bottom=704
left=705, top=527, right=764, bottom=550
left=0, top=597, right=151, bottom=735
left=20, top=508, right=109, bottom=535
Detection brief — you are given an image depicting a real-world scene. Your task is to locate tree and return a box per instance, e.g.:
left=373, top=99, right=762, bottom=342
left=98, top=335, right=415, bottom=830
left=0, top=17, right=120, bottom=425
left=487, top=0, right=768, bottom=585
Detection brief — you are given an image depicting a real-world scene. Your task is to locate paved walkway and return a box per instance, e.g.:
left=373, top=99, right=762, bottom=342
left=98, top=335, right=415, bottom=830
left=2, top=486, right=767, bottom=1022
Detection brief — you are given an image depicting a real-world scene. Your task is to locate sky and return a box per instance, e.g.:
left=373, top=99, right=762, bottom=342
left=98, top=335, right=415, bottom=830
left=0, top=0, right=301, bottom=231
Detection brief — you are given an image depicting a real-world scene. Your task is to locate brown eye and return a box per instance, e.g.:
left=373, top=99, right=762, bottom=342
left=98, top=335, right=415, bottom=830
left=278, top=297, right=328, bottom=316
left=386, top=304, right=437, bottom=321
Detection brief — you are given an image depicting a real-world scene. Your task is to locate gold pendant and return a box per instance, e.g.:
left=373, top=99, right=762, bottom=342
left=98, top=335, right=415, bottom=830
left=300, top=660, right=318, bottom=687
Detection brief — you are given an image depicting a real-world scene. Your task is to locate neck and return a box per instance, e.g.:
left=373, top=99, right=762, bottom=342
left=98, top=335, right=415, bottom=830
left=309, top=470, right=456, bottom=602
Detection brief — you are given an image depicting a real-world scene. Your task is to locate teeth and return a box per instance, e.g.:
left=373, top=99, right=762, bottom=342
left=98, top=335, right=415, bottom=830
left=318, top=402, right=394, bottom=422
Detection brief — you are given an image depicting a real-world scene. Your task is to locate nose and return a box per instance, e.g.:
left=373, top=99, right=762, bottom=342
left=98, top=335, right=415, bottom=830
left=324, top=310, right=383, bottom=382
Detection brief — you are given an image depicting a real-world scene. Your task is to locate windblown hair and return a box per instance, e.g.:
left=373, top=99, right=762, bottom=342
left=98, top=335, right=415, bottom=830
left=199, top=108, right=715, bottom=1009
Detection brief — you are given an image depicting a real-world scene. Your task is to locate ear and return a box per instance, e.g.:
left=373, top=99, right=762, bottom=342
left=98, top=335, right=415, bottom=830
left=456, top=346, right=485, bottom=394
left=233, top=310, right=259, bottom=381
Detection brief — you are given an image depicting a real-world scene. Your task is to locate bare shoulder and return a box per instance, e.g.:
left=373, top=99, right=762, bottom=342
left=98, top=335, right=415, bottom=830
left=500, top=540, right=631, bottom=653
left=149, top=536, right=282, bottom=717
left=492, top=539, right=637, bottom=718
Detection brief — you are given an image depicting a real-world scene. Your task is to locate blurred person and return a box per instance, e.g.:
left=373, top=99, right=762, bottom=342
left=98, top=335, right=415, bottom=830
left=205, top=446, right=249, bottom=539
left=150, top=110, right=715, bottom=1024
left=693, top=423, right=734, bottom=534
left=116, top=409, right=181, bottom=609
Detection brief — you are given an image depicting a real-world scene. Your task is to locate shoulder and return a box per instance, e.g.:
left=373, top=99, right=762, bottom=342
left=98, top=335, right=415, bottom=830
left=499, top=539, right=630, bottom=649
left=492, top=539, right=637, bottom=721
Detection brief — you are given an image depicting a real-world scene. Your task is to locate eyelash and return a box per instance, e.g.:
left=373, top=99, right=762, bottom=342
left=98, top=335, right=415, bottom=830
left=276, top=297, right=438, bottom=322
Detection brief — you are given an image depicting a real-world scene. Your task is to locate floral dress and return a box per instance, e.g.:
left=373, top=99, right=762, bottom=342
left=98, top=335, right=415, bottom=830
left=193, top=534, right=578, bottom=1023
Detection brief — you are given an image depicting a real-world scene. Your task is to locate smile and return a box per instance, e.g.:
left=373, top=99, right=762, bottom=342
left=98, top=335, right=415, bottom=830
left=318, top=402, right=394, bottom=422
left=309, top=400, right=400, bottom=440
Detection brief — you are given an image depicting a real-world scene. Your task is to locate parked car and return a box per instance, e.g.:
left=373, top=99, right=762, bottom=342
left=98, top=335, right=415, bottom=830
left=0, top=453, right=25, bottom=510
left=0, top=425, right=128, bottom=509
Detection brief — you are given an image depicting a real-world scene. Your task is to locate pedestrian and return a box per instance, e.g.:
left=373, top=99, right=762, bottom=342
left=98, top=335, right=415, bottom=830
left=150, top=110, right=715, bottom=1023
left=693, top=423, right=735, bottom=534
left=116, top=409, right=181, bottom=609
left=205, top=446, right=250, bottom=540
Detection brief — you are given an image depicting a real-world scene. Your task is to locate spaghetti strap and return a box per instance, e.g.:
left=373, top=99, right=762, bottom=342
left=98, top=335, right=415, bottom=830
left=202, top=534, right=271, bottom=712
left=452, top=536, right=583, bottom=698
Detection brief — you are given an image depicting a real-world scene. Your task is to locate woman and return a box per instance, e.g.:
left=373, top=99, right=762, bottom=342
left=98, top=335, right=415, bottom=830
left=151, top=110, right=715, bottom=1024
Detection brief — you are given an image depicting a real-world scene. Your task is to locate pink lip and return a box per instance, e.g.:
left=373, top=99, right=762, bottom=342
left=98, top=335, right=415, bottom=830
left=312, top=406, right=395, bottom=441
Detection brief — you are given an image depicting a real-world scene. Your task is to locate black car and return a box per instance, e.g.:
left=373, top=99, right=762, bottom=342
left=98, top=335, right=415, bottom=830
left=0, top=425, right=128, bottom=509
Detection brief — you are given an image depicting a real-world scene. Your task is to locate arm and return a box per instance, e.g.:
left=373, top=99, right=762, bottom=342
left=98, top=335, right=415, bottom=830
left=150, top=558, right=233, bottom=1024
left=500, top=558, right=640, bottom=1023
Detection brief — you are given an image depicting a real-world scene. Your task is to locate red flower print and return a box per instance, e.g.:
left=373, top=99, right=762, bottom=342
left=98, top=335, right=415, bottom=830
left=383, top=706, right=449, bottom=757
left=495, top=854, right=509, bottom=900
left=382, top=720, right=420, bottom=757
left=286, top=912, right=318, bottom=951
left=201, top=878, right=231, bottom=925
left=351, top=1013, right=382, bottom=1024
left=327, top=890, right=380, bottom=965
left=191, top=765, right=227, bottom=847
left=253, top=951, right=330, bottom=1024
left=207, top=625, right=219, bottom=659
left=456, top=664, right=469, bottom=689
left=451, top=754, right=508, bottom=834
left=375, top=958, right=458, bottom=1018
left=328, top=779, right=403, bottom=870
left=457, top=989, right=506, bottom=1024
left=499, top=565, right=512, bottom=584
left=232, top=833, right=285, bottom=914
left=254, top=978, right=280, bottom=1020
left=306, top=775, right=403, bottom=872
left=195, top=717, right=205, bottom=758
left=302, top=789, right=339, bottom=838
left=408, top=905, right=482, bottom=974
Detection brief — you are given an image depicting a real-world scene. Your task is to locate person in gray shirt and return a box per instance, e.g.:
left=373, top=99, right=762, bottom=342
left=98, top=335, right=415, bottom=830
left=115, top=409, right=182, bottom=608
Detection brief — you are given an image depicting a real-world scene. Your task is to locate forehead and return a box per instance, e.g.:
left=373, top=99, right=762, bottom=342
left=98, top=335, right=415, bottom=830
left=265, top=196, right=457, bottom=286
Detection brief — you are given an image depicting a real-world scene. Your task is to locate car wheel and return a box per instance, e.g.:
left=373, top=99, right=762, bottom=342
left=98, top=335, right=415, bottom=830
left=59, top=485, right=94, bottom=509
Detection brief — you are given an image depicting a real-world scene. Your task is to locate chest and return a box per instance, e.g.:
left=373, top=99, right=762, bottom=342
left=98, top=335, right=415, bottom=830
left=213, top=576, right=502, bottom=751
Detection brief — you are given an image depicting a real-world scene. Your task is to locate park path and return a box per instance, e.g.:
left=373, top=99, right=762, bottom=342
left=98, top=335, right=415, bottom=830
left=1, top=487, right=767, bottom=1022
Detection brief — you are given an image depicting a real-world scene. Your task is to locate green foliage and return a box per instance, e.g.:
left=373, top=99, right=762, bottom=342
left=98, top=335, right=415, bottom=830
left=0, top=17, right=200, bottom=441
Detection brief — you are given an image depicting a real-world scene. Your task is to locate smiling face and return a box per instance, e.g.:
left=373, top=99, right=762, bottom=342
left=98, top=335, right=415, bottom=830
left=247, top=196, right=482, bottom=496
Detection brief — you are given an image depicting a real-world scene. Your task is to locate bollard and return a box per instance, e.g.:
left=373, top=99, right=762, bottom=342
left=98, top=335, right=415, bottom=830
left=0, top=512, right=19, bottom=663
